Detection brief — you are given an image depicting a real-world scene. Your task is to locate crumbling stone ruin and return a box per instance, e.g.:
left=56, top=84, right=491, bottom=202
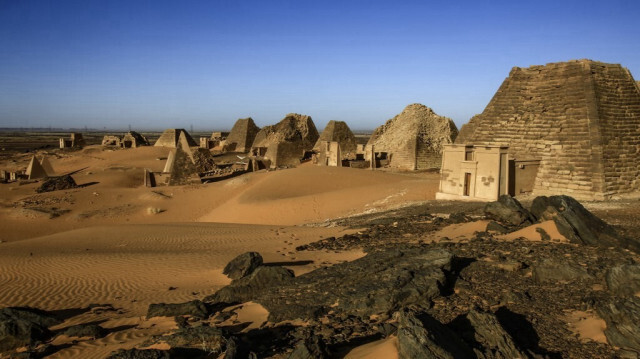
left=153, top=129, right=198, bottom=148
left=122, top=131, right=150, bottom=147
left=59, top=133, right=84, bottom=149
left=224, top=118, right=260, bottom=153
left=313, top=120, right=357, bottom=159
left=200, top=131, right=228, bottom=150
left=314, top=141, right=342, bottom=167
left=251, top=113, right=319, bottom=168
left=366, top=103, right=458, bottom=170
left=101, top=131, right=149, bottom=148
left=455, top=59, right=640, bottom=200
left=101, top=135, right=122, bottom=147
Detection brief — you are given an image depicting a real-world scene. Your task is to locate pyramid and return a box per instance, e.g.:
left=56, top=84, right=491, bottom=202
left=39, top=157, right=54, bottom=175
left=163, top=150, right=176, bottom=173
left=366, top=104, right=458, bottom=170
left=313, top=120, right=357, bottom=155
left=154, top=129, right=198, bottom=148
left=167, top=136, right=200, bottom=186
left=26, top=156, right=48, bottom=180
left=455, top=59, right=640, bottom=200
left=225, top=118, right=260, bottom=153
left=252, top=113, right=319, bottom=168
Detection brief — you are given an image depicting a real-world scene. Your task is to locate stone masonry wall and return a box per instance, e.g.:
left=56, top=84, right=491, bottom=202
left=455, top=60, right=640, bottom=199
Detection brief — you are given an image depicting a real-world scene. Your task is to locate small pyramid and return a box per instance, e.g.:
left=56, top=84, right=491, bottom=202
left=26, top=156, right=47, bottom=180
left=168, top=135, right=200, bottom=186
left=39, top=157, right=54, bottom=175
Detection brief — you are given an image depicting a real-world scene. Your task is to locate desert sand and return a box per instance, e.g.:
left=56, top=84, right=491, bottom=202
left=1, top=144, right=638, bottom=358
left=0, top=145, right=439, bottom=357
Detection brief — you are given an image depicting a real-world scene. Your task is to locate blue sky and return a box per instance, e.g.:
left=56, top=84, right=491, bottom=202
left=1, top=0, right=639, bottom=131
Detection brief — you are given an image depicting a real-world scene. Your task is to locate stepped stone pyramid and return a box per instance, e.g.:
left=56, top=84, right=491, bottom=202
left=313, top=120, right=357, bottom=156
left=456, top=59, right=640, bottom=200
left=367, top=104, right=458, bottom=170
left=225, top=118, right=260, bottom=152
left=154, top=129, right=197, bottom=148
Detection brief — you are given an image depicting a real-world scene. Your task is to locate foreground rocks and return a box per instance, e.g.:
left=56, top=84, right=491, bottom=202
left=530, top=195, right=639, bottom=251
left=36, top=175, right=78, bottom=193
left=223, top=252, right=263, bottom=280
left=4, top=195, right=640, bottom=358
left=0, top=307, right=60, bottom=352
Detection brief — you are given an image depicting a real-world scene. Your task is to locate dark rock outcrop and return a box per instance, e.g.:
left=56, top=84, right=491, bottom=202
left=484, top=195, right=533, bottom=227
left=0, top=307, right=60, bottom=352
left=146, top=300, right=208, bottom=319
left=396, top=309, right=474, bottom=359
left=36, top=175, right=78, bottom=193
left=597, top=297, right=640, bottom=354
left=530, top=195, right=639, bottom=251
left=464, top=309, right=530, bottom=358
left=256, top=249, right=453, bottom=322
left=287, top=335, right=330, bottom=359
left=161, top=325, right=225, bottom=353
left=206, top=266, right=294, bottom=304
left=62, top=323, right=106, bottom=339
left=605, top=264, right=640, bottom=297
left=531, top=259, right=593, bottom=283
left=223, top=252, right=263, bottom=280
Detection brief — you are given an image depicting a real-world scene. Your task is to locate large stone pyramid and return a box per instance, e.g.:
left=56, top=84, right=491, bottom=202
left=225, top=118, right=260, bottom=152
left=252, top=113, right=319, bottom=168
left=154, top=129, right=197, bottom=148
left=366, top=104, right=458, bottom=170
left=456, top=59, right=640, bottom=200
left=313, top=120, right=357, bottom=155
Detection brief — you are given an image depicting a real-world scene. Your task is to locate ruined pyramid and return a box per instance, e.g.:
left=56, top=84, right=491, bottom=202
left=456, top=59, right=640, bottom=200
left=252, top=113, right=319, bottom=168
left=366, top=104, right=458, bottom=170
left=313, top=120, right=357, bottom=156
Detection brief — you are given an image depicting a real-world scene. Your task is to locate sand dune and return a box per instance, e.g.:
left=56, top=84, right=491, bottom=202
left=0, top=223, right=361, bottom=315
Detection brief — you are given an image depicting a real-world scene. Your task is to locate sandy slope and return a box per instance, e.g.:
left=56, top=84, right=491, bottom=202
left=0, top=146, right=440, bottom=241
left=0, top=223, right=361, bottom=315
left=0, top=145, right=439, bottom=357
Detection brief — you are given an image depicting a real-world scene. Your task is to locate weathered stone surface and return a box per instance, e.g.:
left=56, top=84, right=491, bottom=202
left=252, top=113, right=319, bottom=168
left=605, top=264, right=640, bottom=297
left=0, top=307, right=60, bottom=352
left=287, top=335, right=329, bottom=359
left=107, top=349, right=171, bottom=359
left=226, top=118, right=261, bottom=153
left=465, top=309, right=530, bottom=358
left=62, top=324, right=106, bottom=339
left=531, top=259, right=593, bottom=283
left=597, top=297, right=640, bottom=353
left=256, top=249, right=453, bottom=322
left=530, top=195, right=640, bottom=252
left=146, top=300, right=208, bottom=319
left=367, top=103, right=458, bottom=170
left=36, top=175, right=78, bottom=193
left=313, top=120, right=357, bottom=156
left=396, top=309, right=474, bottom=359
left=205, top=266, right=295, bottom=304
left=484, top=195, right=534, bottom=227
left=161, top=325, right=225, bottom=353
left=456, top=60, right=640, bottom=200
left=223, top=252, right=263, bottom=280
